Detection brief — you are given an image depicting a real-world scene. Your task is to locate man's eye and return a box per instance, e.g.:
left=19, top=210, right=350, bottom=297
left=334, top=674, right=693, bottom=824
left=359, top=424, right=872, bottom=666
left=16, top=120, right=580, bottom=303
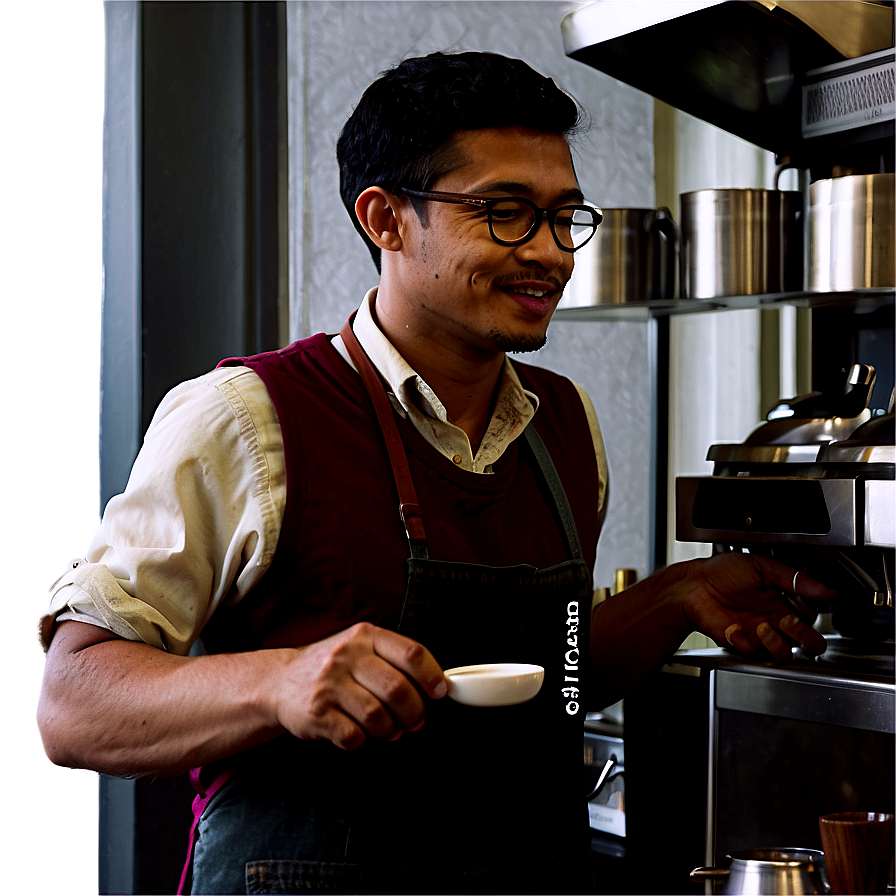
left=490, top=206, right=525, bottom=220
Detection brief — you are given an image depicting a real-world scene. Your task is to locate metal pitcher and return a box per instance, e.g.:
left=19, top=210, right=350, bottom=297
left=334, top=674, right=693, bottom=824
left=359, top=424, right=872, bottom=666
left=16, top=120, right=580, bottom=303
left=690, top=848, right=830, bottom=895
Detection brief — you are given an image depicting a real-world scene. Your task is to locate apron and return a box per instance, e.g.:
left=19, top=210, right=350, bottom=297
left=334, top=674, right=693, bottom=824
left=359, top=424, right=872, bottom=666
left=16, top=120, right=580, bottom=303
left=183, top=318, right=594, bottom=895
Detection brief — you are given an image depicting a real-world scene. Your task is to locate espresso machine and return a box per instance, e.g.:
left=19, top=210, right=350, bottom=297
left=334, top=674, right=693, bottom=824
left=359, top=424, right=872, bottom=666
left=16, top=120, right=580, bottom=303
left=621, top=364, right=894, bottom=895
left=677, top=361, right=894, bottom=649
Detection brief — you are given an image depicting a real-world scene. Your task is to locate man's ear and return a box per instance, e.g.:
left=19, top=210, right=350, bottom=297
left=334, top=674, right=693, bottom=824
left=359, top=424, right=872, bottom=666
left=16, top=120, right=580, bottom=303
left=355, top=187, right=405, bottom=253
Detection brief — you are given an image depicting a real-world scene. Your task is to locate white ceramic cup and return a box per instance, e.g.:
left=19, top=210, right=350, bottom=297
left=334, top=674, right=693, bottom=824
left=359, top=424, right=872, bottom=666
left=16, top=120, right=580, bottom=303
left=443, top=663, right=544, bottom=707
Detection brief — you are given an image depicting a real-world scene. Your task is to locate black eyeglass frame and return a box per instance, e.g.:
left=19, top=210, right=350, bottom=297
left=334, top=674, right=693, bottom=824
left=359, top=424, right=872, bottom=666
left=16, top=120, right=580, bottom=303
left=400, top=188, right=602, bottom=253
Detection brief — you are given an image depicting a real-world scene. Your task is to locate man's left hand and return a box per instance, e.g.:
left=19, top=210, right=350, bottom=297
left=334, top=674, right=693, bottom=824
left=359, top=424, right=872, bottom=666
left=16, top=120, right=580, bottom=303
left=680, top=552, right=835, bottom=662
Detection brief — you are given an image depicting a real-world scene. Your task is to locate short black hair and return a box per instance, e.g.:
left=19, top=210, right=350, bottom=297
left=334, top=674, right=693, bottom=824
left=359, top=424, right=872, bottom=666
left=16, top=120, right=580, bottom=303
left=336, top=51, right=586, bottom=271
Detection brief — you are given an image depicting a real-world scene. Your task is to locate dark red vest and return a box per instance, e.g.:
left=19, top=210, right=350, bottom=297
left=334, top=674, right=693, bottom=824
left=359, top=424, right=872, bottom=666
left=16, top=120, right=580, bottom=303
left=206, top=333, right=602, bottom=654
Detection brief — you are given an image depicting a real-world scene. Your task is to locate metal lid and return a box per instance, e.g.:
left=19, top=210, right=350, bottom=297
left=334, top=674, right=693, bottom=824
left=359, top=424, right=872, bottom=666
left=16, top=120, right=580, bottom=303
left=743, top=412, right=871, bottom=449
left=818, top=443, right=895, bottom=463
left=708, top=443, right=822, bottom=464
left=818, top=412, right=896, bottom=463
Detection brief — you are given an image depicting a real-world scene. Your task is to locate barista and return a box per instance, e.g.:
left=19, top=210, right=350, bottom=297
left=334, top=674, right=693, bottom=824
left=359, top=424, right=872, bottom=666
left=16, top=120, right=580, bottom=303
left=37, top=51, right=832, bottom=895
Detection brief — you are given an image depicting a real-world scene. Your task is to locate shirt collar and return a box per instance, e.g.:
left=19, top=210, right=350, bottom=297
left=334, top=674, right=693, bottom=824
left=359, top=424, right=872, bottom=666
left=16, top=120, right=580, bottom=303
left=348, top=287, right=539, bottom=473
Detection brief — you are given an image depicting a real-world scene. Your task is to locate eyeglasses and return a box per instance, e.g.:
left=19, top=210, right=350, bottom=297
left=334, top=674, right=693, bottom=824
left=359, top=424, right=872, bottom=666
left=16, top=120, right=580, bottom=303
left=400, top=188, right=602, bottom=253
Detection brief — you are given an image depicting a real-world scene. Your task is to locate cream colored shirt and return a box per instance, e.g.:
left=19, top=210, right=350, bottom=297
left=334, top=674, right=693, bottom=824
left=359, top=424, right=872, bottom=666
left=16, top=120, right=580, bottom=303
left=41, top=289, right=608, bottom=655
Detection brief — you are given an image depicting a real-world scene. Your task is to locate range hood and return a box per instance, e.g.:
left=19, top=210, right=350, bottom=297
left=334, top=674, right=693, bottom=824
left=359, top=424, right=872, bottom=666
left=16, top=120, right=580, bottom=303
left=561, top=0, right=895, bottom=160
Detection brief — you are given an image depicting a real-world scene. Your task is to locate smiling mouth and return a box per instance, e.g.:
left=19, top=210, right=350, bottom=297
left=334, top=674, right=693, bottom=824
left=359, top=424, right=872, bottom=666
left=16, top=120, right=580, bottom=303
left=500, top=280, right=563, bottom=304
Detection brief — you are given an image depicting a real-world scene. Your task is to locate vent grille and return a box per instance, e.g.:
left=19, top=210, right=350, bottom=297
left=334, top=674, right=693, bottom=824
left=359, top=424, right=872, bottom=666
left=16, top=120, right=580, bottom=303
left=802, top=50, right=895, bottom=138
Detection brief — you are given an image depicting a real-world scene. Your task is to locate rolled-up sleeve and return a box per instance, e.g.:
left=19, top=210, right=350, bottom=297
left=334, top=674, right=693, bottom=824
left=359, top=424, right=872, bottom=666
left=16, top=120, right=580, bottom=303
left=40, top=366, right=285, bottom=656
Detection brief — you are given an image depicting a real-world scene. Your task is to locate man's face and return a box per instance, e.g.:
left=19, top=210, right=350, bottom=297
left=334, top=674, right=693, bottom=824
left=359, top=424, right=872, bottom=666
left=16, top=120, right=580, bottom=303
left=393, top=126, right=581, bottom=356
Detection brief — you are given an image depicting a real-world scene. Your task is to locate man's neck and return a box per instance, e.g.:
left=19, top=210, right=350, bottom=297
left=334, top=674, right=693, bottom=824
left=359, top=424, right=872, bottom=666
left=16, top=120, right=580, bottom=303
left=373, top=303, right=505, bottom=454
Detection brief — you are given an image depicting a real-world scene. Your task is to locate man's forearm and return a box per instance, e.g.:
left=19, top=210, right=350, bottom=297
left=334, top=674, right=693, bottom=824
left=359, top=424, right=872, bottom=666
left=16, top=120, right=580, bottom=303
left=588, top=563, right=694, bottom=706
left=37, top=622, right=288, bottom=778
left=38, top=618, right=448, bottom=779
left=588, top=552, right=834, bottom=708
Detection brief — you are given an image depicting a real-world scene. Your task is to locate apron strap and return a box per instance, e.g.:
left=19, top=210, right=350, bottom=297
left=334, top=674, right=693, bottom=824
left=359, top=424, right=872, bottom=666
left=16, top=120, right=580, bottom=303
left=522, top=424, right=584, bottom=563
left=340, top=316, right=428, bottom=559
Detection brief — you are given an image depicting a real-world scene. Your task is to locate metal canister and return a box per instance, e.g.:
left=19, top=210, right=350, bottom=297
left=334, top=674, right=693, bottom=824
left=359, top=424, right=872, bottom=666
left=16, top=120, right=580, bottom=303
left=680, top=189, right=804, bottom=299
left=808, top=173, right=895, bottom=292
left=562, top=207, right=678, bottom=305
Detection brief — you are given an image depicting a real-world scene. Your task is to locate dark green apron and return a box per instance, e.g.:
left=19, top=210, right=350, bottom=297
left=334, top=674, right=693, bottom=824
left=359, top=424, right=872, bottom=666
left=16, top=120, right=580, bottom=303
left=187, top=320, right=593, bottom=894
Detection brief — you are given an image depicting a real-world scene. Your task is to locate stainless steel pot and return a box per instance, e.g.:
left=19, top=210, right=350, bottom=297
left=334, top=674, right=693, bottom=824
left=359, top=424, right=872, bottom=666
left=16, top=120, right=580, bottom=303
left=691, top=848, right=830, bottom=895
left=681, top=189, right=804, bottom=299
left=808, top=173, right=895, bottom=292
left=563, top=207, right=678, bottom=305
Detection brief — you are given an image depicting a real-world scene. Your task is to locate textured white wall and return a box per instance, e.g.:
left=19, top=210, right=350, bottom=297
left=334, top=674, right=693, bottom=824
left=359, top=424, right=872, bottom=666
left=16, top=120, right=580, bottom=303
left=286, top=0, right=657, bottom=587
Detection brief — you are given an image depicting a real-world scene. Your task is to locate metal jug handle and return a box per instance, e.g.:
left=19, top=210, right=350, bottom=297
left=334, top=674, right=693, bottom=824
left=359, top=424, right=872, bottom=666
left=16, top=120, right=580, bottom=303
left=646, top=207, right=680, bottom=301
left=689, top=867, right=731, bottom=882
left=774, top=157, right=801, bottom=191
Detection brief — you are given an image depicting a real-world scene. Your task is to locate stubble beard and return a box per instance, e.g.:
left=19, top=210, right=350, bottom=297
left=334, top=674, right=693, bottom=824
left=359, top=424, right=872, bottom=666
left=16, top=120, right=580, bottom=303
left=486, top=327, right=549, bottom=354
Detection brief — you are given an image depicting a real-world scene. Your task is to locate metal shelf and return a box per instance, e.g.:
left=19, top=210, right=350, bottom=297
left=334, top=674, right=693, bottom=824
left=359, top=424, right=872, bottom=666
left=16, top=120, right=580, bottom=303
left=554, top=288, right=895, bottom=322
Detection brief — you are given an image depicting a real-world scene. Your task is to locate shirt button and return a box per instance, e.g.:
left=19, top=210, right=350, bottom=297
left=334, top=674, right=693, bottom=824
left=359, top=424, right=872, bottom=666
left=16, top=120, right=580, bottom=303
left=452, top=454, right=463, bottom=466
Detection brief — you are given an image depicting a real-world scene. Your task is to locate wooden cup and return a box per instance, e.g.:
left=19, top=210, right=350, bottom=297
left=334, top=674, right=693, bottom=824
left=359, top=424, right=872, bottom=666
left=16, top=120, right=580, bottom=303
left=819, top=812, right=895, bottom=895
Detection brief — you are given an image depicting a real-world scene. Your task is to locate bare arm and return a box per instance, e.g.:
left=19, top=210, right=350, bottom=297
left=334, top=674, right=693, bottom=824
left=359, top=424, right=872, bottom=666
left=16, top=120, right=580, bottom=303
left=589, top=552, right=834, bottom=707
left=37, top=620, right=448, bottom=779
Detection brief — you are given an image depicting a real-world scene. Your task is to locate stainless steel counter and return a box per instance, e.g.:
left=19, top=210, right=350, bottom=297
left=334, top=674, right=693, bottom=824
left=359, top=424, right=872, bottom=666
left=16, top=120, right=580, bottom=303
left=668, top=639, right=894, bottom=733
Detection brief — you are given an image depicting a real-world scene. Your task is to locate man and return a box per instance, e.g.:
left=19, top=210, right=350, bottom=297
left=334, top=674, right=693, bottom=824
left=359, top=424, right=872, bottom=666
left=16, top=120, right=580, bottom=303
left=38, top=52, right=831, bottom=894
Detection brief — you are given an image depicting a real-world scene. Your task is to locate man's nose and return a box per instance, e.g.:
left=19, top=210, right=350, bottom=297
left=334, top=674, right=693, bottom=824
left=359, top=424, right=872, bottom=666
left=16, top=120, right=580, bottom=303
left=515, top=217, right=568, bottom=270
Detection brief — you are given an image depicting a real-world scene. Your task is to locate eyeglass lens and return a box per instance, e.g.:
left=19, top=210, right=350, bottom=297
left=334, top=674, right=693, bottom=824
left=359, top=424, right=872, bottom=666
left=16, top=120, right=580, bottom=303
left=489, top=200, right=596, bottom=249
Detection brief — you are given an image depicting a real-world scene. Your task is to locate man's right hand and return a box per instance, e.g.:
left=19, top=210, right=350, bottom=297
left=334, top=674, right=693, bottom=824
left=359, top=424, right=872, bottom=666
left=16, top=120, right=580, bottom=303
left=273, top=622, right=447, bottom=750
left=37, top=619, right=447, bottom=779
